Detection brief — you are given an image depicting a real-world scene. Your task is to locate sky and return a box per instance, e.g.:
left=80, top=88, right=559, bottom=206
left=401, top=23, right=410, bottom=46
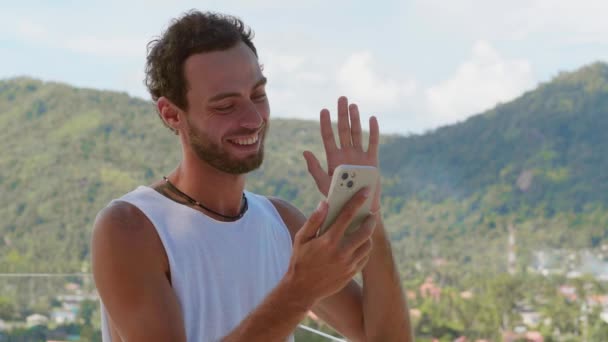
left=2, top=0, right=608, bottom=135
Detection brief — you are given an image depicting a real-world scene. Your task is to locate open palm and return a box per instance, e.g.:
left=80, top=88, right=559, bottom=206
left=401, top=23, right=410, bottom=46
left=303, top=96, right=381, bottom=210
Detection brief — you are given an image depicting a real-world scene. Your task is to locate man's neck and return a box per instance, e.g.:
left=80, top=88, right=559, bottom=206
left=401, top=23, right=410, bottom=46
left=166, top=157, right=247, bottom=218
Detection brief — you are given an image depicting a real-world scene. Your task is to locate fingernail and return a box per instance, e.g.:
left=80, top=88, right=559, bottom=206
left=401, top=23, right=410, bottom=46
left=316, top=200, right=326, bottom=210
left=362, top=188, right=371, bottom=198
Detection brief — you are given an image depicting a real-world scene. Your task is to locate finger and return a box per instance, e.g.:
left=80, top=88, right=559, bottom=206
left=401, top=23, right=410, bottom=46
left=348, top=103, right=363, bottom=150
left=351, top=238, right=373, bottom=265
left=320, top=109, right=338, bottom=156
left=326, top=187, right=370, bottom=242
left=295, top=201, right=328, bottom=244
left=342, top=214, right=376, bottom=254
left=337, top=96, right=352, bottom=148
left=354, top=254, right=370, bottom=274
left=367, top=116, right=380, bottom=158
left=303, top=151, right=330, bottom=196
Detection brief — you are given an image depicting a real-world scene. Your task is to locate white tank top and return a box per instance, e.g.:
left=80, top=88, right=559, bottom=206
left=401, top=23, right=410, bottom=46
left=99, top=186, right=294, bottom=342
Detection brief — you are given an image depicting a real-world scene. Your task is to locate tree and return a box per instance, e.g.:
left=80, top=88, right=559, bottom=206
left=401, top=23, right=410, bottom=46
left=0, top=296, right=16, bottom=320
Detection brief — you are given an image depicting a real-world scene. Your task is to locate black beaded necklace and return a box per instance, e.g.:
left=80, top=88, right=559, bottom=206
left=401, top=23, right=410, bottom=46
left=162, top=176, right=248, bottom=220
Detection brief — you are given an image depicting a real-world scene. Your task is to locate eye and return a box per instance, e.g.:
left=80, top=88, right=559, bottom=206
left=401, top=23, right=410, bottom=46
left=252, top=93, right=267, bottom=102
left=214, top=104, right=235, bottom=112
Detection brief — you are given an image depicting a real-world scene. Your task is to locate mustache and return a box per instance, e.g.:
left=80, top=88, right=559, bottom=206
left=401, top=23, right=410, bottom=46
left=229, top=122, right=268, bottom=137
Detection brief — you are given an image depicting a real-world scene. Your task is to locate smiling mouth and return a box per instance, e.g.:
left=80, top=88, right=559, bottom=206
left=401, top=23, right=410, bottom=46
left=228, top=133, right=260, bottom=146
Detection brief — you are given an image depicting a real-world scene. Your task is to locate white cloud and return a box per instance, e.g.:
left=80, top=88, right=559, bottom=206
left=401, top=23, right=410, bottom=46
left=295, top=71, right=328, bottom=84
left=15, top=19, right=50, bottom=42
left=10, top=17, right=146, bottom=58
left=260, top=49, right=425, bottom=134
left=263, top=53, right=306, bottom=73
left=411, top=0, right=608, bottom=44
left=519, top=0, right=608, bottom=44
left=337, top=52, right=417, bottom=109
left=6, top=0, right=604, bottom=135
left=260, top=51, right=331, bottom=119
left=64, top=36, right=146, bottom=58
left=426, top=41, right=534, bottom=125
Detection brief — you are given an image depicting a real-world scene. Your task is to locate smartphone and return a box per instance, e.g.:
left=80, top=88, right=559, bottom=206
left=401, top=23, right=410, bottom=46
left=317, top=164, right=378, bottom=237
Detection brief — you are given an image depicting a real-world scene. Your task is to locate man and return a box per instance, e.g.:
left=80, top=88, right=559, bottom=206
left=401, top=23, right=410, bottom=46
left=91, top=10, right=411, bottom=342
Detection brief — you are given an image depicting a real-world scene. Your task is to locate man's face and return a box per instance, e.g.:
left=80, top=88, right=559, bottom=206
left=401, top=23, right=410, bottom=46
left=181, top=42, right=270, bottom=174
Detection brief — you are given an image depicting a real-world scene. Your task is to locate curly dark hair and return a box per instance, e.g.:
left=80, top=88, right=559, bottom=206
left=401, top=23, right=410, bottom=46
left=145, top=10, right=257, bottom=132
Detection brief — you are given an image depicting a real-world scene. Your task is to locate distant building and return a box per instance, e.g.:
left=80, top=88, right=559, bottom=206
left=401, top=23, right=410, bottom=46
left=460, top=290, right=474, bottom=299
left=566, top=270, right=582, bottom=279
left=520, top=311, right=542, bottom=327
left=432, top=258, right=448, bottom=268
left=532, top=248, right=608, bottom=280
left=26, top=313, right=48, bottom=327
left=503, top=330, right=544, bottom=342
left=64, top=282, right=81, bottom=293
left=601, top=311, right=608, bottom=323
left=558, top=285, right=578, bottom=302
left=56, top=294, right=87, bottom=302
left=524, top=331, right=544, bottom=342
left=56, top=293, right=96, bottom=314
left=409, top=309, right=421, bottom=319
left=586, top=295, right=608, bottom=308
left=0, top=319, right=6, bottom=331
left=419, top=277, right=441, bottom=301
left=51, top=309, right=77, bottom=324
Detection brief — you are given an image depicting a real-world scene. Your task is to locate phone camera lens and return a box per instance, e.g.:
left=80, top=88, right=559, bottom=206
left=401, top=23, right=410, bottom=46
left=341, top=172, right=349, bottom=180
left=347, top=180, right=354, bottom=188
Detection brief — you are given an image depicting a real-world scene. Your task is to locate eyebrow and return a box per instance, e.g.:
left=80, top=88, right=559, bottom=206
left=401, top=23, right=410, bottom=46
left=207, top=77, right=268, bottom=103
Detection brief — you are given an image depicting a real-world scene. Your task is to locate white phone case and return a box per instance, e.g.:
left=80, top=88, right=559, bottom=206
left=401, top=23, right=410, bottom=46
left=317, top=164, right=378, bottom=236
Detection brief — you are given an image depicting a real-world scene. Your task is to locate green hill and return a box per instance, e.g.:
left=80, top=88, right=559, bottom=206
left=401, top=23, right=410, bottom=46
left=0, top=77, right=350, bottom=272
left=1, top=62, right=608, bottom=276
left=381, top=62, right=608, bottom=213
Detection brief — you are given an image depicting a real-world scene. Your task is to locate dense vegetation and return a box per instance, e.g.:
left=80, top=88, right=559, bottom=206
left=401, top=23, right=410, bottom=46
left=1, top=62, right=608, bottom=340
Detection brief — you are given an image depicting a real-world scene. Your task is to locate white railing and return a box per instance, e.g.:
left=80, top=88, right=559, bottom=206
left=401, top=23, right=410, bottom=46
left=298, top=324, right=347, bottom=341
left=4, top=273, right=347, bottom=341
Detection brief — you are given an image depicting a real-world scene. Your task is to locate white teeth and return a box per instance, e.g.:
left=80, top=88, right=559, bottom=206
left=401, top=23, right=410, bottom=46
left=232, top=134, right=259, bottom=145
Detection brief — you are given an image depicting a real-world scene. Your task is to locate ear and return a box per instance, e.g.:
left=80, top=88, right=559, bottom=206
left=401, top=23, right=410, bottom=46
left=157, top=97, right=184, bottom=133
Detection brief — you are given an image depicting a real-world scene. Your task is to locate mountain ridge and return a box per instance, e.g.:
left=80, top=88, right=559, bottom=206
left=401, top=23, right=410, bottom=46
left=379, top=61, right=608, bottom=213
left=1, top=61, right=608, bottom=273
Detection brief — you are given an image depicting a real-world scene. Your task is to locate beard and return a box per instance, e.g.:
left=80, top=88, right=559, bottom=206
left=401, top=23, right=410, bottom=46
left=186, top=119, right=267, bottom=175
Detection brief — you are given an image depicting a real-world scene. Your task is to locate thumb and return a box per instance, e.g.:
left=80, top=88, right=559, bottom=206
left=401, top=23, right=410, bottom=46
left=303, top=151, right=330, bottom=196
left=295, top=200, right=328, bottom=244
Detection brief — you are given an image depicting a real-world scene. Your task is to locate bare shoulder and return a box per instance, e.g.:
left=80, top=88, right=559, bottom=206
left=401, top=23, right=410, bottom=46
left=93, top=200, right=149, bottom=235
left=92, top=201, right=156, bottom=251
left=267, top=197, right=307, bottom=241
left=91, top=201, right=184, bottom=341
left=91, top=200, right=169, bottom=281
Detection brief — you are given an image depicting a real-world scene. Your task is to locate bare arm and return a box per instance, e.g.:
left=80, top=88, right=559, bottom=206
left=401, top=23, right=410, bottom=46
left=222, top=189, right=374, bottom=341
left=302, top=96, right=413, bottom=341
left=91, top=202, right=186, bottom=342
left=271, top=197, right=412, bottom=341
left=311, top=215, right=413, bottom=342
left=93, top=194, right=371, bottom=342
left=362, top=216, right=413, bottom=341
left=219, top=274, right=310, bottom=341
left=270, top=197, right=367, bottom=341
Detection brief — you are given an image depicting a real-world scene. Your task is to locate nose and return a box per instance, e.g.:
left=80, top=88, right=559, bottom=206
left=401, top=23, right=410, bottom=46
left=240, top=101, right=265, bottom=130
